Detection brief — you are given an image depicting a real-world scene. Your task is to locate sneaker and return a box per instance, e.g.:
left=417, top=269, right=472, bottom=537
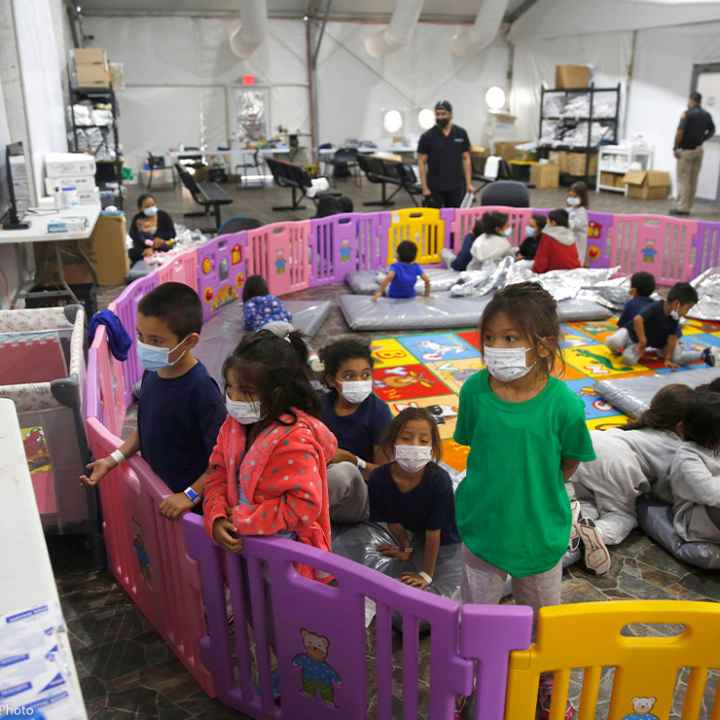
left=569, top=500, right=581, bottom=543
left=537, top=678, right=576, bottom=720
left=669, top=209, right=690, bottom=216
left=576, top=517, right=611, bottom=576
left=441, top=248, right=456, bottom=270
left=702, top=347, right=717, bottom=367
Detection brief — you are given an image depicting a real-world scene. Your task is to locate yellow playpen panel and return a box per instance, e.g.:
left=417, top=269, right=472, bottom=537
left=505, top=600, right=720, bottom=720
left=386, top=208, right=445, bottom=265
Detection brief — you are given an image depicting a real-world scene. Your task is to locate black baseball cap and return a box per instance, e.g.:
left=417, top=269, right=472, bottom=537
left=435, top=100, right=452, bottom=112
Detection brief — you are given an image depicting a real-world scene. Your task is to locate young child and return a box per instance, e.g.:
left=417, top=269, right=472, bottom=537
left=368, top=408, right=459, bottom=590
left=202, top=329, right=337, bottom=581
left=441, top=219, right=483, bottom=272
left=454, top=282, right=594, bottom=720
left=516, top=214, right=547, bottom=261
left=81, top=282, right=227, bottom=519
left=617, top=271, right=656, bottom=328
left=569, top=384, right=694, bottom=574
left=242, top=274, right=293, bottom=333
left=532, top=209, right=580, bottom=274
left=373, top=240, right=430, bottom=301
left=566, top=181, right=589, bottom=265
left=129, top=193, right=176, bottom=264
left=465, top=211, right=514, bottom=271
left=606, top=281, right=716, bottom=368
left=319, top=338, right=392, bottom=523
left=669, top=390, right=720, bottom=544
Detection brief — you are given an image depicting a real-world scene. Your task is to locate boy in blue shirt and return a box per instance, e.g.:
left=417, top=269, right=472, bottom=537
left=617, top=271, right=656, bottom=327
left=607, top=281, right=716, bottom=368
left=81, top=282, right=227, bottom=519
left=372, top=240, right=431, bottom=301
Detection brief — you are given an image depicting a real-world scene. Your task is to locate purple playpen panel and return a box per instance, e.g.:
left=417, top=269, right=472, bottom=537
left=440, top=208, right=456, bottom=250
left=692, top=220, right=720, bottom=277
left=196, top=233, right=247, bottom=322
left=586, top=211, right=613, bottom=269
left=158, top=249, right=199, bottom=292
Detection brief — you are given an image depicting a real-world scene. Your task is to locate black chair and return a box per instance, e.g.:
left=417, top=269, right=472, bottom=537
left=397, top=163, right=424, bottom=205
left=234, top=149, right=263, bottom=188
left=325, top=147, right=360, bottom=185
left=146, top=151, right=175, bottom=189
left=357, top=155, right=403, bottom=207
left=480, top=180, right=530, bottom=208
left=266, top=157, right=312, bottom=211
left=218, top=215, right=262, bottom=234
left=175, top=163, right=233, bottom=232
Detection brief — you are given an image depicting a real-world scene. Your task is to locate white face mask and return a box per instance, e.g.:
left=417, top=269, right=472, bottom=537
left=483, top=346, right=535, bottom=383
left=567, top=196, right=580, bottom=207
left=395, top=444, right=433, bottom=473
left=341, top=380, right=373, bottom=404
left=143, top=205, right=158, bottom=217
left=670, top=310, right=680, bottom=321
left=502, top=228, right=513, bottom=238
left=226, top=397, right=262, bottom=425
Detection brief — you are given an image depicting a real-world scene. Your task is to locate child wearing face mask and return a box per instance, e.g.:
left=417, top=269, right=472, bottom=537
left=454, top=282, right=594, bottom=720
left=532, top=208, right=581, bottom=274
left=607, top=281, right=716, bottom=368
left=81, top=283, right=227, bottom=520
left=318, top=338, right=393, bottom=523
left=128, top=192, right=177, bottom=264
left=566, top=181, right=589, bottom=266
left=368, top=408, right=459, bottom=590
left=202, top=329, right=337, bottom=581
left=516, top=214, right=546, bottom=261
left=466, top=212, right=514, bottom=271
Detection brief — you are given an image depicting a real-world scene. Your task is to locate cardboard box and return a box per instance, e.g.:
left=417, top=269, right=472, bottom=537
left=566, top=152, right=598, bottom=177
left=530, top=163, right=559, bottom=189
left=600, top=171, right=620, bottom=188
left=45, top=153, right=96, bottom=178
left=494, top=141, right=530, bottom=162
left=73, top=48, right=107, bottom=67
left=76, top=65, right=111, bottom=88
left=549, top=151, right=568, bottom=172
left=44, top=175, right=96, bottom=195
left=622, top=170, right=671, bottom=200
left=555, top=65, right=591, bottom=89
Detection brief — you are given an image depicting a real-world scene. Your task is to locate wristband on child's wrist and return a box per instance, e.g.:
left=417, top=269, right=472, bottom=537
left=418, top=571, right=432, bottom=585
left=110, top=449, right=125, bottom=466
left=183, top=486, right=201, bottom=505
left=356, top=457, right=367, bottom=470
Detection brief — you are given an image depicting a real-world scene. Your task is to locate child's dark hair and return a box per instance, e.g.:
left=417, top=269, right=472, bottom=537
left=667, top=282, right=699, bottom=305
left=481, top=212, right=509, bottom=236
left=242, top=274, right=269, bottom=303
left=682, top=390, right=720, bottom=450
left=622, top=384, right=694, bottom=431
left=548, top=208, right=569, bottom=227
left=531, top=214, right=547, bottom=233
left=570, top=181, right=589, bottom=208
left=696, top=378, right=720, bottom=393
left=630, top=272, right=656, bottom=298
left=396, top=240, right=418, bottom=263
left=137, top=192, right=156, bottom=209
left=222, top=329, right=318, bottom=431
left=472, top=219, right=484, bottom=237
left=138, top=282, right=203, bottom=338
left=383, top=407, right=442, bottom=462
left=479, top=282, right=561, bottom=377
left=319, top=338, right=373, bottom=379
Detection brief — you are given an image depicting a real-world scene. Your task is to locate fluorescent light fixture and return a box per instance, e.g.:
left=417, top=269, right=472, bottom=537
left=384, top=110, right=403, bottom=133
left=485, top=86, right=506, bottom=112
left=418, top=108, right=435, bottom=130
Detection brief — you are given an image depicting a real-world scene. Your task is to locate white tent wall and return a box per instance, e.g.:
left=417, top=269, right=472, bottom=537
left=83, top=16, right=310, bottom=172
left=316, top=21, right=509, bottom=147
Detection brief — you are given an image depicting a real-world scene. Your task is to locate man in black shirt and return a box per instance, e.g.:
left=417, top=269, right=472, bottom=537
left=671, top=91, right=715, bottom=216
left=417, top=100, right=474, bottom=208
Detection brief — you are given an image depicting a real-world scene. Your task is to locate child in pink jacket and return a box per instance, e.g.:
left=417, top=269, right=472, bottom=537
left=203, top=329, right=337, bottom=582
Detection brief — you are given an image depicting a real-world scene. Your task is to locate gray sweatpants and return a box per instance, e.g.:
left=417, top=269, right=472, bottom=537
left=606, top=327, right=703, bottom=366
left=327, top=462, right=369, bottom=524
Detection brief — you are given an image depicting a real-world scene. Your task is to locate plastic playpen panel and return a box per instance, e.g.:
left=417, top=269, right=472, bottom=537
left=158, top=249, right=199, bottom=292
left=86, top=324, right=126, bottom=437
left=386, top=208, right=446, bottom=264
left=693, top=221, right=720, bottom=277
left=586, top=211, right=614, bottom=269
left=451, top=206, right=532, bottom=250
left=197, top=233, right=247, bottom=322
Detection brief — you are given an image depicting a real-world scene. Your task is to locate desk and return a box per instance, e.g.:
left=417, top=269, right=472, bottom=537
left=0, top=204, right=100, bottom=306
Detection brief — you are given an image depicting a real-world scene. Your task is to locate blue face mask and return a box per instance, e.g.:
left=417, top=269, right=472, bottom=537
left=136, top=338, right=187, bottom=371
left=526, top=226, right=536, bottom=238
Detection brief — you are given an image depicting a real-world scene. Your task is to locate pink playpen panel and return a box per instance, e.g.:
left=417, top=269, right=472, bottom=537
left=158, top=249, right=199, bottom=292
left=608, top=214, right=696, bottom=285
left=247, top=221, right=311, bottom=296
left=85, top=324, right=126, bottom=437
left=196, top=233, right=247, bottom=322
left=85, top=416, right=215, bottom=697
left=452, top=206, right=533, bottom=249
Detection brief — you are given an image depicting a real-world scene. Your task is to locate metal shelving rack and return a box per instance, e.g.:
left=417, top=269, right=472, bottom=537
left=538, top=83, right=621, bottom=186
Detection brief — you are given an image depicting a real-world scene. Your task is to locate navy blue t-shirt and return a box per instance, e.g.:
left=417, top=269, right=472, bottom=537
left=388, top=262, right=423, bottom=299
left=451, top=233, right=476, bottom=271
left=623, top=300, right=681, bottom=348
left=137, top=362, right=227, bottom=493
left=368, top=462, right=460, bottom=545
left=617, top=295, right=654, bottom=328
left=321, top=391, right=392, bottom=463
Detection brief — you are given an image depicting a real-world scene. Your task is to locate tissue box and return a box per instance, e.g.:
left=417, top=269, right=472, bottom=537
left=45, top=153, right=96, bottom=178
left=530, top=163, right=559, bottom=189
left=44, top=175, right=96, bottom=195
left=623, top=170, right=671, bottom=200
left=555, top=65, right=591, bottom=89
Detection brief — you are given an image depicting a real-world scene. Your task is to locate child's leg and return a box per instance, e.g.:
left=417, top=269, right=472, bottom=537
left=605, top=327, right=629, bottom=354
left=669, top=341, right=713, bottom=366
left=461, top=545, right=508, bottom=604
left=511, top=560, right=563, bottom=616
left=327, top=462, right=369, bottom=524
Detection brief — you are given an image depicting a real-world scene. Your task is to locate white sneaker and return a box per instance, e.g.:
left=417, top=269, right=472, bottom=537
left=569, top=500, right=581, bottom=543
left=441, top=248, right=456, bottom=270
left=577, top=518, right=611, bottom=576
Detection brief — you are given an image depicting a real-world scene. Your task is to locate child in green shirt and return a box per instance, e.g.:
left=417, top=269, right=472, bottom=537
left=454, top=281, right=595, bottom=720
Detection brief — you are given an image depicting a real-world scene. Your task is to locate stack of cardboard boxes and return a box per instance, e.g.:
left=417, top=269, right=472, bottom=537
left=548, top=151, right=598, bottom=177
left=73, top=48, right=111, bottom=89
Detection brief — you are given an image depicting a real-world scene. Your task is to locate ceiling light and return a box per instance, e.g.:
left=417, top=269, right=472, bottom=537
left=418, top=108, right=434, bottom=130
left=485, top=86, right=506, bottom=112
left=383, top=110, right=403, bottom=134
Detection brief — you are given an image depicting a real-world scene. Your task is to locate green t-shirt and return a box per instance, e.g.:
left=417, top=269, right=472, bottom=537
left=454, top=370, right=595, bottom=577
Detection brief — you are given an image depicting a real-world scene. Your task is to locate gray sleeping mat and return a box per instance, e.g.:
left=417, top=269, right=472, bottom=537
left=345, top=268, right=461, bottom=295
left=595, top=368, right=720, bottom=418
left=340, top=293, right=611, bottom=332
left=195, top=299, right=332, bottom=386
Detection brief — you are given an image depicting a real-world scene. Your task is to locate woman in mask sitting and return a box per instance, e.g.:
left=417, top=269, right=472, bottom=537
left=128, top=193, right=177, bottom=264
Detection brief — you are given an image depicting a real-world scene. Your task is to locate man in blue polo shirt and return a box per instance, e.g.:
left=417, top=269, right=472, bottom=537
left=417, top=100, right=474, bottom=208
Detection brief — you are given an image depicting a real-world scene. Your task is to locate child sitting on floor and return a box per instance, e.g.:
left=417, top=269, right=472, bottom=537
left=566, top=181, right=589, bottom=265
left=532, top=208, right=580, bottom=274
left=368, top=408, right=459, bottom=590
left=516, top=214, right=546, bottom=261
left=466, top=212, right=513, bottom=271
left=373, top=240, right=430, bottom=301
left=319, top=338, right=392, bottom=523
left=617, top=271, right=656, bottom=328
left=606, top=281, right=716, bottom=368
left=441, top=219, right=482, bottom=272
left=81, top=282, right=227, bottom=520
left=669, top=389, right=720, bottom=544
left=242, top=274, right=293, bottom=333
left=202, top=329, right=337, bottom=581
left=569, top=383, right=695, bottom=575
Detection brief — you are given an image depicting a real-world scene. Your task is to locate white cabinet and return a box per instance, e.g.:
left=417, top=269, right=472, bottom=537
left=596, top=146, right=654, bottom=195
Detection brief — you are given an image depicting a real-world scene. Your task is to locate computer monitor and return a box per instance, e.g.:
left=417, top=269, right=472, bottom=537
left=2, top=141, right=29, bottom=230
